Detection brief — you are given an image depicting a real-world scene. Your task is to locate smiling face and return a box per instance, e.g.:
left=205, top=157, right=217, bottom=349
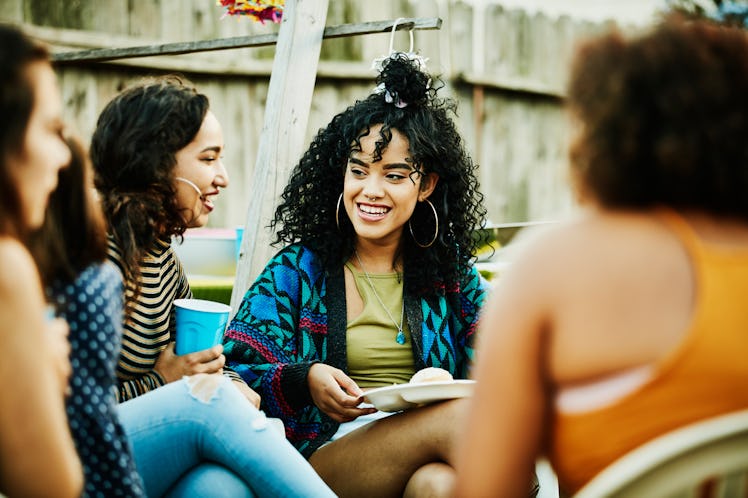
left=9, top=61, right=70, bottom=230
left=343, top=124, right=438, bottom=249
left=172, top=110, right=228, bottom=228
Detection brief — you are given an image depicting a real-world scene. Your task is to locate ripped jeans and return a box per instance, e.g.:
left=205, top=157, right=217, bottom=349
left=117, top=375, right=335, bottom=498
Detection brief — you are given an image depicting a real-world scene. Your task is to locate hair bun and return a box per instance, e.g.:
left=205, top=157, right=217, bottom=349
left=375, top=52, right=431, bottom=108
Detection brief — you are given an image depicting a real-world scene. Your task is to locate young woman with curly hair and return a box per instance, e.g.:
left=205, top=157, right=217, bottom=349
left=223, top=53, right=496, bottom=497
left=456, top=13, right=748, bottom=497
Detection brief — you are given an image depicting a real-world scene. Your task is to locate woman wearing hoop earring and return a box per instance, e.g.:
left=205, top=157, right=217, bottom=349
left=88, top=76, right=336, bottom=497
left=223, top=54, right=522, bottom=497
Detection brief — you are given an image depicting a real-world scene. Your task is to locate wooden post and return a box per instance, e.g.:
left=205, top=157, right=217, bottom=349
left=230, top=0, right=329, bottom=312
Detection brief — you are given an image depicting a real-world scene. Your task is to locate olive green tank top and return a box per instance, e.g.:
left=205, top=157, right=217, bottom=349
left=344, top=262, right=415, bottom=388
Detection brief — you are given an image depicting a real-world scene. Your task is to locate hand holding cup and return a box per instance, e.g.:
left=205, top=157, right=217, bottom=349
left=173, top=298, right=231, bottom=355
left=154, top=342, right=225, bottom=383
left=154, top=299, right=232, bottom=383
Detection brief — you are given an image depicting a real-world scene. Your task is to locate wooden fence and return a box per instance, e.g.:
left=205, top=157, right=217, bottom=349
left=0, top=0, right=622, bottom=226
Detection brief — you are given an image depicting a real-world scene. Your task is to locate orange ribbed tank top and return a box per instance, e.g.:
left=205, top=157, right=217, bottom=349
left=548, top=210, right=748, bottom=494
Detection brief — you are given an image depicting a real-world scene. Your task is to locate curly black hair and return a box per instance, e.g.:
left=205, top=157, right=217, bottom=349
left=272, top=53, right=486, bottom=296
left=568, top=14, right=748, bottom=220
left=90, top=75, right=209, bottom=296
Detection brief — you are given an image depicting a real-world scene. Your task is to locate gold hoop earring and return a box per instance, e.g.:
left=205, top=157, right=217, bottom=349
left=408, top=199, right=438, bottom=248
left=335, top=193, right=343, bottom=232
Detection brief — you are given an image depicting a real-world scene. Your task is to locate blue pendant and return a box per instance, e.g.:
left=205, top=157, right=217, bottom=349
left=396, top=330, right=406, bottom=345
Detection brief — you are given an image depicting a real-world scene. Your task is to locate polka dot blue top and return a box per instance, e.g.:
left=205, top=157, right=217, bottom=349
left=50, top=262, right=145, bottom=497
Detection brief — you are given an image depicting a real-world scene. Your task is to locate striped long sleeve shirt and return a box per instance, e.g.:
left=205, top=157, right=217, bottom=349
left=107, top=237, right=192, bottom=401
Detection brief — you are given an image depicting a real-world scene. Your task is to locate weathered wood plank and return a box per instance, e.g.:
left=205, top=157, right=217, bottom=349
left=448, top=1, right=473, bottom=78
left=231, top=0, right=330, bottom=310
left=456, top=72, right=564, bottom=99
left=128, top=0, right=160, bottom=38
left=161, top=0, right=190, bottom=41
left=79, top=0, right=128, bottom=34
left=0, top=0, right=23, bottom=22
left=51, top=17, right=442, bottom=63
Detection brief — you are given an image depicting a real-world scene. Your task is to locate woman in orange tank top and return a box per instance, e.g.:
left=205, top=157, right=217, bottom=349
left=455, top=9, right=748, bottom=497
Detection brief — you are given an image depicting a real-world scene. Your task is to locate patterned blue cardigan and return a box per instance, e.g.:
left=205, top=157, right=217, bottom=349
left=223, top=244, right=486, bottom=458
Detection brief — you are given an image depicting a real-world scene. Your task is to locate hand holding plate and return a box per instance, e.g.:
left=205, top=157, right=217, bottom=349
left=308, top=363, right=378, bottom=422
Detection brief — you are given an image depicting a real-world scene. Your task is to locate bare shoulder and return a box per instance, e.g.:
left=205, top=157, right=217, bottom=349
left=0, top=237, right=44, bottom=317
left=510, top=211, right=695, bottom=382
left=0, top=238, right=47, bottom=354
left=505, top=211, right=680, bottom=284
left=494, top=213, right=608, bottom=291
left=0, top=237, right=39, bottom=288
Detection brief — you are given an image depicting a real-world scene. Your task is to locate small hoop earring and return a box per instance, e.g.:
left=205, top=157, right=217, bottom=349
left=408, top=199, right=438, bottom=248
left=335, top=193, right=343, bottom=232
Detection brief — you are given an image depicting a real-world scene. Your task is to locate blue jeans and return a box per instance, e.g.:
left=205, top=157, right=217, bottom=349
left=117, top=375, right=335, bottom=498
left=165, top=463, right=254, bottom=498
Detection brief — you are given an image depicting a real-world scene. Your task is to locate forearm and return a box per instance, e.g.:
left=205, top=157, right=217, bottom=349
left=0, top=250, right=83, bottom=497
left=224, top=245, right=319, bottom=412
left=227, top=358, right=315, bottom=412
left=1, top=364, right=83, bottom=498
left=224, top=325, right=314, bottom=411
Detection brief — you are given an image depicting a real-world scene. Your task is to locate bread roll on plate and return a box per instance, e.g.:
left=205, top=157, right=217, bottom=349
left=410, top=367, right=453, bottom=384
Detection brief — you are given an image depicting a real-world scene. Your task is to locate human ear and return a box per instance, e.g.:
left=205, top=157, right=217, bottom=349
left=418, top=173, right=439, bottom=201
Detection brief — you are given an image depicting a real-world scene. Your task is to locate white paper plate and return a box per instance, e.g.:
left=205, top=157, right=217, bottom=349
left=363, top=380, right=476, bottom=413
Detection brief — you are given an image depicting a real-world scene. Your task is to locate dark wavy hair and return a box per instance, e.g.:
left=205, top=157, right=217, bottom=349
left=568, top=14, right=748, bottom=220
left=30, top=136, right=108, bottom=288
left=272, top=53, right=486, bottom=296
left=0, top=24, right=49, bottom=239
left=90, top=75, right=209, bottom=296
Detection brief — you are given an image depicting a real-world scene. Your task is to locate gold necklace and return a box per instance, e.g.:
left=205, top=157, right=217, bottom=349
left=353, top=250, right=406, bottom=345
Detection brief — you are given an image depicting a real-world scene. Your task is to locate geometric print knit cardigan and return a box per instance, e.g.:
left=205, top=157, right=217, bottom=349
left=223, top=243, right=487, bottom=458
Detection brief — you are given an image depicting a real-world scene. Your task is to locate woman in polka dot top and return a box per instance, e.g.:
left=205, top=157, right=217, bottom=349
left=32, top=136, right=144, bottom=497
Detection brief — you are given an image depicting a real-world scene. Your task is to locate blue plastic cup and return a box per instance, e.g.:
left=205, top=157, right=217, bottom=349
left=235, top=226, right=245, bottom=261
left=174, top=299, right=232, bottom=355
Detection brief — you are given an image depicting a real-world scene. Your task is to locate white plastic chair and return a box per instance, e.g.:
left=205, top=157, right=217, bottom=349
left=573, top=409, right=748, bottom=498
